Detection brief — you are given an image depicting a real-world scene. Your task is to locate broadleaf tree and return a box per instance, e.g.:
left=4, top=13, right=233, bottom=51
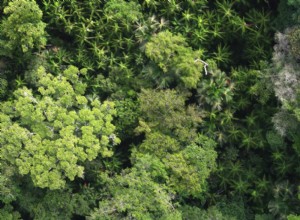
left=0, top=65, right=120, bottom=189
left=0, top=0, right=47, bottom=59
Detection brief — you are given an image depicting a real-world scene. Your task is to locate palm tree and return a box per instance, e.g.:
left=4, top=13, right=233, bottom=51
left=75, top=23, right=95, bottom=46
left=121, top=20, right=132, bottom=33
left=158, top=17, right=169, bottom=30
left=268, top=199, right=289, bottom=219
left=135, top=53, right=144, bottom=65
left=235, top=97, right=250, bottom=110
left=15, top=75, right=26, bottom=88
left=274, top=159, right=293, bottom=176
left=250, top=189, right=263, bottom=205
left=64, top=19, right=75, bottom=34
left=196, top=15, right=209, bottom=29
left=244, top=112, right=258, bottom=127
left=216, top=0, right=235, bottom=18
left=255, top=175, right=270, bottom=193
left=123, top=37, right=134, bottom=49
left=245, top=42, right=269, bottom=62
left=272, top=151, right=284, bottom=161
left=210, top=24, right=224, bottom=39
left=217, top=164, right=230, bottom=190
left=230, top=16, right=249, bottom=35
left=88, top=41, right=107, bottom=60
left=245, top=9, right=271, bottom=33
left=215, top=130, right=227, bottom=144
left=160, top=0, right=181, bottom=17
left=227, top=125, right=243, bottom=142
left=241, top=133, right=257, bottom=150
left=232, top=177, right=250, bottom=195
left=112, top=34, right=125, bottom=51
left=142, top=0, right=159, bottom=12
left=212, top=44, right=231, bottom=66
left=181, top=9, right=194, bottom=22
left=227, top=161, right=243, bottom=178
left=219, top=109, right=235, bottom=126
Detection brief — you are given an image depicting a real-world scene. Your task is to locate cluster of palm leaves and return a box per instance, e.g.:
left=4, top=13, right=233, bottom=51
left=0, top=0, right=297, bottom=218
left=40, top=0, right=296, bottom=216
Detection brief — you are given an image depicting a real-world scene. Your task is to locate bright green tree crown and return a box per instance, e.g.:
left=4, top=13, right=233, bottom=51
left=0, top=65, right=120, bottom=189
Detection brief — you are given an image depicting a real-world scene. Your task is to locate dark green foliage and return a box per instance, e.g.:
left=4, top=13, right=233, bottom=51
left=114, top=98, right=140, bottom=139
left=104, top=0, right=142, bottom=23
left=181, top=198, right=248, bottom=220
left=0, top=73, right=7, bottom=99
left=287, top=0, right=300, bottom=23
left=197, top=60, right=234, bottom=110
left=288, top=27, right=300, bottom=59
left=275, top=0, right=297, bottom=30
left=17, top=186, right=95, bottom=220
left=89, top=170, right=181, bottom=220
left=215, top=198, right=248, bottom=220
left=133, top=87, right=217, bottom=199
left=136, top=89, right=202, bottom=141
left=181, top=205, right=231, bottom=220
left=255, top=214, right=274, bottom=220
left=132, top=133, right=217, bottom=198
left=0, top=205, right=21, bottom=220
left=1, top=0, right=298, bottom=219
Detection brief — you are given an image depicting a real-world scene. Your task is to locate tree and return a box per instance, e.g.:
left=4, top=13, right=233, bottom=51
left=0, top=0, right=47, bottom=59
left=0, top=73, right=7, bottom=99
left=265, top=23, right=300, bottom=217
left=288, top=215, right=300, bottom=220
left=0, top=205, right=21, bottom=220
left=88, top=169, right=181, bottom=220
left=104, top=0, right=142, bottom=24
left=16, top=184, right=96, bottom=220
left=136, top=89, right=202, bottom=142
left=144, top=31, right=204, bottom=89
left=132, top=132, right=217, bottom=198
left=197, top=60, right=234, bottom=111
left=0, top=65, right=120, bottom=189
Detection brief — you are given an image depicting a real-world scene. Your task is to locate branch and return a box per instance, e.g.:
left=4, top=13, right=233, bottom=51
left=194, top=59, right=209, bottom=75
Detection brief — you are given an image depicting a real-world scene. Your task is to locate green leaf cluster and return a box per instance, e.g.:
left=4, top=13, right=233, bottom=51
left=0, top=0, right=46, bottom=58
left=145, top=31, right=203, bottom=89
left=0, top=65, right=119, bottom=189
left=1, top=0, right=299, bottom=219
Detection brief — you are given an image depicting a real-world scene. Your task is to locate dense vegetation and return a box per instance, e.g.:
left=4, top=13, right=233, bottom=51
left=0, top=0, right=300, bottom=219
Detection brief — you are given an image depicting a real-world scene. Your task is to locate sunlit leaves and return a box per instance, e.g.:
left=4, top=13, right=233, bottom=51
left=216, top=0, right=235, bottom=18
left=132, top=133, right=217, bottom=198
left=0, top=0, right=287, bottom=218
left=212, top=44, right=232, bottom=66
left=288, top=27, right=300, bottom=59
left=164, top=138, right=217, bottom=197
left=0, top=66, right=119, bottom=189
left=197, top=63, right=234, bottom=110
left=104, top=0, right=142, bottom=23
left=0, top=0, right=46, bottom=57
left=137, top=89, right=202, bottom=141
left=245, top=9, right=271, bottom=33
left=145, top=31, right=204, bottom=89
left=89, top=170, right=180, bottom=220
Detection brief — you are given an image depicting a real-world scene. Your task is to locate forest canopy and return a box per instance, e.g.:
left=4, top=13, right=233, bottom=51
left=0, top=0, right=300, bottom=219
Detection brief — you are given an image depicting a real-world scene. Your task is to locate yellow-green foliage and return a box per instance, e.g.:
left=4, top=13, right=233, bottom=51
left=145, top=31, right=203, bottom=89
left=90, top=169, right=181, bottom=220
left=288, top=27, right=300, bottom=59
left=0, top=65, right=120, bottom=189
left=132, top=132, right=217, bottom=198
left=0, top=0, right=46, bottom=57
